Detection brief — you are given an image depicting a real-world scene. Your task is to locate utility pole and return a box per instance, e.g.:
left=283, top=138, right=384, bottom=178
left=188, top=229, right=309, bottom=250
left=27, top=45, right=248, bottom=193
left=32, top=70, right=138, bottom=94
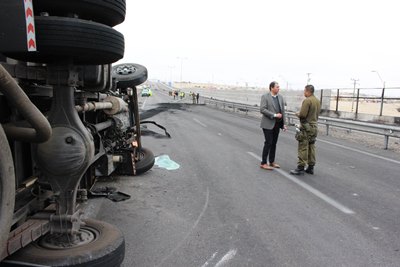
left=350, top=78, right=359, bottom=112
left=306, top=73, right=312, bottom=85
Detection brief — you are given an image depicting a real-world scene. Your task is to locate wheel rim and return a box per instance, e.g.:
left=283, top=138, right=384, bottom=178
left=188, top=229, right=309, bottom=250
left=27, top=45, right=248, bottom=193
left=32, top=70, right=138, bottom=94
left=115, top=64, right=136, bottom=76
left=38, top=225, right=99, bottom=249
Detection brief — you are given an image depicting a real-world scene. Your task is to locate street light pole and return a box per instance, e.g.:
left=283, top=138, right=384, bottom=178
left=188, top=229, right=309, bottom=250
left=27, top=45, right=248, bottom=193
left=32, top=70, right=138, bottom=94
left=279, top=75, right=289, bottom=90
left=177, top=57, right=187, bottom=88
left=168, top=65, right=175, bottom=85
left=371, top=70, right=385, bottom=116
left=351, top=78, right=359, bottom=112
left=306, top=73, right=312, bottom=85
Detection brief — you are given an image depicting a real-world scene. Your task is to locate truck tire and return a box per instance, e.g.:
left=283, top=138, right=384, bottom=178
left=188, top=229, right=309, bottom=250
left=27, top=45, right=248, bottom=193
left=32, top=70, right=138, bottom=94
left=5, top=16, right=124, bottom=65
left=0, top=125, right=15, bottom=255
left=7, top=219, right=125, bottom=267
left=33, top=0, right=126, bottom=26
left=136, top=147, right=155, bottom=175
left=112, top=63, right=148, bottom=88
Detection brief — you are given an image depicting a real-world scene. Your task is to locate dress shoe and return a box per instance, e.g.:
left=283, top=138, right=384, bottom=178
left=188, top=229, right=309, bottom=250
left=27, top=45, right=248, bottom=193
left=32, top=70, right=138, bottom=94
left=269, top=162, right=280, bottom=168
left=290, top=166, right=305, bottom=175
left=305, top=166, right=314, bottom=174
left=260, top=164, right=273, bottom=170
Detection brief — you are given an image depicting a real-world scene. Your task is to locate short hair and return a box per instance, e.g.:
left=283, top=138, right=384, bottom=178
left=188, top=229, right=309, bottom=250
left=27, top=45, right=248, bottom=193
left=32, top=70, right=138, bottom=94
left=305, top=84, right=315, bottom=94
left=269, top=81, right=278, bottom=91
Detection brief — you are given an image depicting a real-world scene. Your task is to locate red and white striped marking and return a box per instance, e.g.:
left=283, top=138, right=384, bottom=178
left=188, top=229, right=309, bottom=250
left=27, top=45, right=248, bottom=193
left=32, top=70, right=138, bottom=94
left=23, top=0, right=36, bottom=51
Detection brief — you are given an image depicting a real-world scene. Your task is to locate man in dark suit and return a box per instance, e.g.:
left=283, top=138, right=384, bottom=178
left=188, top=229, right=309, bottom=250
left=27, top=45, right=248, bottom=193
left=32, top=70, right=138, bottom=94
left=260, top=81, right=287, bottom=170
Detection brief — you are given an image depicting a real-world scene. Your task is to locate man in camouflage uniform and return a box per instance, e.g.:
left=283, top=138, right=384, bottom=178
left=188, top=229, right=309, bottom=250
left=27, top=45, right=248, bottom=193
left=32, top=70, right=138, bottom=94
left=290, top=84, right=321, bottom=175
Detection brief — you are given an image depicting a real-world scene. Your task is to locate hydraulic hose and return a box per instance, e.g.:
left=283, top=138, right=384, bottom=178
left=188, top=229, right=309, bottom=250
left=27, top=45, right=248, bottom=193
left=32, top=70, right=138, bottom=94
left=0, top=124, right=15, bottom=256
left=0, top=65, right=51, bottom=143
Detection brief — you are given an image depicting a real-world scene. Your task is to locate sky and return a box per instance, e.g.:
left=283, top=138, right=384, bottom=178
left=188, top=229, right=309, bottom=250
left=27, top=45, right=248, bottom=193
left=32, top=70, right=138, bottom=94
left=115, top=0, right=400, bottom=93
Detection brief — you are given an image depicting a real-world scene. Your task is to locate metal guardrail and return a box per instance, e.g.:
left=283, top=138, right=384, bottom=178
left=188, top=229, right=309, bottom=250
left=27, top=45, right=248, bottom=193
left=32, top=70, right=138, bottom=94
left=204, top=98, right=400, bottom=150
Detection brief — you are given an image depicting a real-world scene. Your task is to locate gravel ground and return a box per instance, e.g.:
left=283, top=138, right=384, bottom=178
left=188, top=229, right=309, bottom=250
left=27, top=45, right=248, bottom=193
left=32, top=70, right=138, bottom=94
left=319, top=126, right=400, bottom=154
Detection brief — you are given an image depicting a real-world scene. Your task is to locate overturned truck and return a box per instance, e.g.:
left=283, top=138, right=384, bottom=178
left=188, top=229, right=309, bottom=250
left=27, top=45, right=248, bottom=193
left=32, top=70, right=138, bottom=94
left=0, top=0, right=154, bottom=266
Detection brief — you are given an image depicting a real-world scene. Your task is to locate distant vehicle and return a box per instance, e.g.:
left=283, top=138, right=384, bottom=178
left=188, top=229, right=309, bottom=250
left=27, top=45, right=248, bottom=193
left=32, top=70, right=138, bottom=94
left=141, top=88, right=152, bottom=97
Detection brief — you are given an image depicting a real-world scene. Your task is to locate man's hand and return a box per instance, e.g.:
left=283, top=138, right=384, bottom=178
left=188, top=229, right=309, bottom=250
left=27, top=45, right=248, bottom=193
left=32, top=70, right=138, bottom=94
left=275, top=113, right=283, bottom=119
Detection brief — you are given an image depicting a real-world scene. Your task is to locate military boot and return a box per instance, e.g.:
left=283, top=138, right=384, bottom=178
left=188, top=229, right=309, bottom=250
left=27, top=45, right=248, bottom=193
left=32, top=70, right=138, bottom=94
left=290, top=166, right=305, bottom=175
left=305, top=165, right=314, bottom=174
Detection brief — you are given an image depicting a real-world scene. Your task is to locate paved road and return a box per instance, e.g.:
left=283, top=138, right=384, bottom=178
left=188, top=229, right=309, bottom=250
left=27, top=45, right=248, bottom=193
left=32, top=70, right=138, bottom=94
left=96, top=83, right=400, bottom=267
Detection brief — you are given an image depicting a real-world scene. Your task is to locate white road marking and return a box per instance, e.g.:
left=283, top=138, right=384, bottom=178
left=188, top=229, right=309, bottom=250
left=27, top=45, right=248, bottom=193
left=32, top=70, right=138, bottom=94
left=247, top=152, right=355, bottom=214
left=194, top=118, right=207, bottom=128
left=156, top=187, right=210, bottom=267
left=201, top=252, right=218, bottom=267
left=214, top=249, right=237, bottom=267
left=319, top=139, right=400, bottom=165
left=141, top=98, right=148, bottom=109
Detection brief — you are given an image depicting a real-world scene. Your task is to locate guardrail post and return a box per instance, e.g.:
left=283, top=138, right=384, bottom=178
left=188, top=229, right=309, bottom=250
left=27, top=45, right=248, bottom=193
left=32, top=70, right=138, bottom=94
left=326, top=124, right=330, bottom=136
left=320, top=89, right=323, bottom=108
left=384, top=135, right=389, bottom=150
left=335, top=89, right=340, bottom=112
left=355, top=89, right=360, bottom=118
left=379, top=87, right=385, bottom=116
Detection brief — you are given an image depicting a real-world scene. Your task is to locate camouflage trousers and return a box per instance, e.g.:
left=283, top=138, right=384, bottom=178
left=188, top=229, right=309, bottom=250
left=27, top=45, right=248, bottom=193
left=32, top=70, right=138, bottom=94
left=295, top=123, right=318, bottom=167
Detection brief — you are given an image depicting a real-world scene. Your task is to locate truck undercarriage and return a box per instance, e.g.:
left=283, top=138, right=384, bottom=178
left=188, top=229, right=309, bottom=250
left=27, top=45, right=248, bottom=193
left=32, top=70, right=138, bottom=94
left=0, top=1, right=154, bottom=265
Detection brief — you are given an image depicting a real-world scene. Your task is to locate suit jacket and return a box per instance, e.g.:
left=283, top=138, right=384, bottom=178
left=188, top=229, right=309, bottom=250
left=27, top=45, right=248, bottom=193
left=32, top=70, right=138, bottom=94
left=260, top=92, right=286, bottom=130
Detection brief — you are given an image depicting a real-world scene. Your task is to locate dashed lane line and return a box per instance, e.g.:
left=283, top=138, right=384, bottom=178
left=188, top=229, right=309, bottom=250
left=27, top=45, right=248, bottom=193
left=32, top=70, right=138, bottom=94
left=141, top=98, right=148, bottom=110
left=215, top=249, right=237, bottom=267
left=193, top=118, right=207, bottom=128
left=247, top=152, right=355, bottom=215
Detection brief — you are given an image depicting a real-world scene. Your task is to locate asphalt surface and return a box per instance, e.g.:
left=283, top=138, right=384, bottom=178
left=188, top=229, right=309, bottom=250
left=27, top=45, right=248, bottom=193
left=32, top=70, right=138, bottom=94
left=96, top=83, right=400, bottom=267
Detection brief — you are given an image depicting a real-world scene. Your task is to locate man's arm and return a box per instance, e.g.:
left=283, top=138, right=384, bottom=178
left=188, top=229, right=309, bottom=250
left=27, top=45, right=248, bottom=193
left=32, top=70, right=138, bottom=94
left=279, top=95, right=286, bottom=125
left=260, top=95, right=275, bottom=119
left=298, top=98, right=310, bottom=120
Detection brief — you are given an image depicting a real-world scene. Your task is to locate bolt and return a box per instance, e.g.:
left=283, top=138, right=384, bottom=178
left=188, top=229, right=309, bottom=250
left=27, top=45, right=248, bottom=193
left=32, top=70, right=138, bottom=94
left=65, top=136, right=73, bottom=144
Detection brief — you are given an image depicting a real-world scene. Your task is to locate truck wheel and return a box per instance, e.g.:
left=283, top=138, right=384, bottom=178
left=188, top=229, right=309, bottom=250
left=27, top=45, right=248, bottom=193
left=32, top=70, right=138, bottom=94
left=136, top=147, right=155, bottom=175
left=0, top=125, right=15, bottom=255
left=112, top=63, right=148, bottom=88
left=33, top=0, right=126, bottom=26
left=7, top=219, right=125, bottom=267
left=5, top=16, right=124, bottom=65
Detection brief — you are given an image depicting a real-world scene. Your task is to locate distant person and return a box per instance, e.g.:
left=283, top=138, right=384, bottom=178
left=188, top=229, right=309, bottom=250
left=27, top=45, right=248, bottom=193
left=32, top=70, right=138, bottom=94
left=290, top=84, right=321, bottom=175
left=192, top=92, right=196, bottom=104
left=260, top=81, right=287, bottom=170
left=196, top=93, right=200, bottom=104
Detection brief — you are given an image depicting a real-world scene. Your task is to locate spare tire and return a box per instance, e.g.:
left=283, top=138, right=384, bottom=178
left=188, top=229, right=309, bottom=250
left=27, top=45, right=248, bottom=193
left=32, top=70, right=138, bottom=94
left=135, top=147, right=155, bottom=175
left=112, top=63, right=148, bottom=88
left=33, top=0, right=126, bottom=26
left=5, top=16, right=124, bottom=65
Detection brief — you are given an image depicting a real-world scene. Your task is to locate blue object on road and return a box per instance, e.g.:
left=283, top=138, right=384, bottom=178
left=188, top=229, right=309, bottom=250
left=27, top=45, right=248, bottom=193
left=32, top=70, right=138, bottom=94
left=155, top=155, right=180, bottom=170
